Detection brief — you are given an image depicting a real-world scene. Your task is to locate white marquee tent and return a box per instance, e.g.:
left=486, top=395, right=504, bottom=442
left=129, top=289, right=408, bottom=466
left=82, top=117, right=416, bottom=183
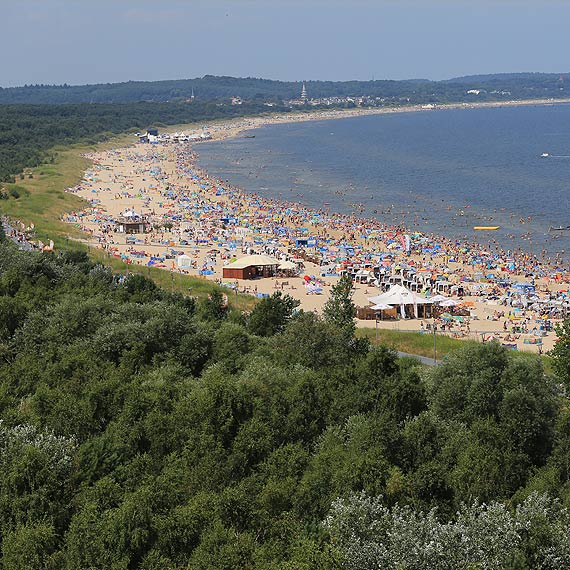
left=368, top=284, right=433, bottom=319
left=177, top=254, right=193, bottom=268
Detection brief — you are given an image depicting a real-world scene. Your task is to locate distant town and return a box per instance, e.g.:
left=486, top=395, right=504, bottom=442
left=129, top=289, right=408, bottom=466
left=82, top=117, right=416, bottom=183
left=223, top=82, right=517, bottom=110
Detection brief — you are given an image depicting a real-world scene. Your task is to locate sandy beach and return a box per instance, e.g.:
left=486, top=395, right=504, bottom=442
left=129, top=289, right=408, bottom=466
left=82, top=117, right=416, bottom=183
left=62, top=103, right=570, bottom=354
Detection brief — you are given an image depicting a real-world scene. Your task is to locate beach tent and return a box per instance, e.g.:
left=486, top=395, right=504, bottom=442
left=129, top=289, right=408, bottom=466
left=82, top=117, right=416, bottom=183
left=371, top=303, right=392, bottom=311
left=295, top=238, right=318, bottom=248
left=177, top=254, right=193, bottom=269
left=368, top=284, right=432, bottom=306
left=429, top=294, right=450, bottom=303
left=439, top=298, right=460, bottom=307
left=368, top=284, right=433, bottom=319
left=354, top=269, right=371, bottom=283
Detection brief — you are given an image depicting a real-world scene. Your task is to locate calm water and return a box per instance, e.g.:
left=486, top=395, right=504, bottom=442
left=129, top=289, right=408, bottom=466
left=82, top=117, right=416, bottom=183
left=196, top=104, right=570, bottom=262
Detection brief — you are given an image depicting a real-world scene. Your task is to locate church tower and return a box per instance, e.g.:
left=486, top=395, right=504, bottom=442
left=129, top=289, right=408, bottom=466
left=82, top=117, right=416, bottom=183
left=300, top=82, right=308, bottom=102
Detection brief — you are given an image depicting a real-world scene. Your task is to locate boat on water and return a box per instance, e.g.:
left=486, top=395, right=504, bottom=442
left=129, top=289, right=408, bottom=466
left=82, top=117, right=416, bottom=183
left=244, top=135, right=256, bottom=139
left=473, top=226, right=500, bottom=231
left=549, top=225, right=570, bottom=233
left=541, top=152, right=550, bottom=158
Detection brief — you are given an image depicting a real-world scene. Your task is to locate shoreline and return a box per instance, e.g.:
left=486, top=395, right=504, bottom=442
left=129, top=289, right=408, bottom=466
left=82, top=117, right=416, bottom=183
left=188, top=98, right=570, bottom=267
left=178, top=96, right=570, bottom=143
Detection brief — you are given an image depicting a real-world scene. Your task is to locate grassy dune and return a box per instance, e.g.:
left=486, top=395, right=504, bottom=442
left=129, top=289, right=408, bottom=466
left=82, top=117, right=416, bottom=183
left=0, top=135, right=257, bottom=310
left=89, top=248, right=255, bottom=312
left=0, top=131, right=140, bottom=247
left=1, top=148, right=91, bottom=246
left=357, top=327, right=480, bottom=359
left=357, top=326, right=553, bottom=371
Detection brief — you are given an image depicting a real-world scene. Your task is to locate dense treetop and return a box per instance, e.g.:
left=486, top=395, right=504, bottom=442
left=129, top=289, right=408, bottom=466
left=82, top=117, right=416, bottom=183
left=0, top=100, right=287, bottom=183
left=0, top=239, right=569, bottom=568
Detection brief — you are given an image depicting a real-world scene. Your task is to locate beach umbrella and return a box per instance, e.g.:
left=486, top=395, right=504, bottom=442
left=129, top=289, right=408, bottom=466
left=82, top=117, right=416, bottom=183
left=440, top=298, right=460, bottom=307
left=371, top=303, right=392, bottom=311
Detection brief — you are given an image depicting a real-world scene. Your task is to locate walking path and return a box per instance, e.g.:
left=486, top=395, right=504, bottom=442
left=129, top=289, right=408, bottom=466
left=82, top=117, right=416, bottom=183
left=1, top=216, right=34, bottom=251
left=396, top=351, right=441, bottom=366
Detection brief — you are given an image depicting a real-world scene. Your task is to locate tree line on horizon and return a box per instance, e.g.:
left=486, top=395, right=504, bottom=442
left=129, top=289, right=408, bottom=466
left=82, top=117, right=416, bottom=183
left=0, top=238, right=570, bottom=568
left=0, top=72, right=569, bottom=104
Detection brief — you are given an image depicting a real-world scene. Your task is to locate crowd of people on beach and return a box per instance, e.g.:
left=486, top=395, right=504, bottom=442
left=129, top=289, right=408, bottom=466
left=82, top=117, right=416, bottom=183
left=67, top=139, right=570, bottom=284
left=60, top=128, right=570, bottom=352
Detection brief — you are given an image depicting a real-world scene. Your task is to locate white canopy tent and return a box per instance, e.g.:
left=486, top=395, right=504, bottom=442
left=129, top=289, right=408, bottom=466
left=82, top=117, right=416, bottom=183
left=371, top=303, right=393, bottom=311
left=176, top=254, right=193, bottom=268
left=368, top=284, right=433, bottom=319
left=439, top=298, right=460, bottom=307
left=429, top=294, right=449, bottom=303
left=368, top=284, right=433, bottom=306
left=278, top=260, right=298, bottom=270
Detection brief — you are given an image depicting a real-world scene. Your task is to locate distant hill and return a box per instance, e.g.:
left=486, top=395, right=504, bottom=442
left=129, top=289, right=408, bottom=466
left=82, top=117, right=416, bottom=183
left=0, top=76, right=429, bottom=104
left=447, top=72, right=570, bottom=84
left=1, top=73, right=569, bottom=105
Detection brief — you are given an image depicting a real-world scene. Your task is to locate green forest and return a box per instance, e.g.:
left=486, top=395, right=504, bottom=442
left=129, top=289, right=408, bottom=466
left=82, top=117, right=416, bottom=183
left=0, top=73, right=568, bottom=104
left=1, top=237, right=570, bottom=569
left=0, top=100, right=287, bottom=183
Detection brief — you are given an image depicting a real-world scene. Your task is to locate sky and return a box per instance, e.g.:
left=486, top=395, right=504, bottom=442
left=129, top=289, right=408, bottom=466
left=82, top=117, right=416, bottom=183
left=2, top=0, right=570, bottom=87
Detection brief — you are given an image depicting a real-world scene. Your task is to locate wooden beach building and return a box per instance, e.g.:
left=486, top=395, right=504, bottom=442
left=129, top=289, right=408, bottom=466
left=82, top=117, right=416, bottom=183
left=223, top=254, right=280, bottom=280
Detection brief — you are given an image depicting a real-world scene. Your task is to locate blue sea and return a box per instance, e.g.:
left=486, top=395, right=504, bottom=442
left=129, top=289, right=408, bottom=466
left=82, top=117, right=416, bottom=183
left=195, top=104, right=570, bottom=263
